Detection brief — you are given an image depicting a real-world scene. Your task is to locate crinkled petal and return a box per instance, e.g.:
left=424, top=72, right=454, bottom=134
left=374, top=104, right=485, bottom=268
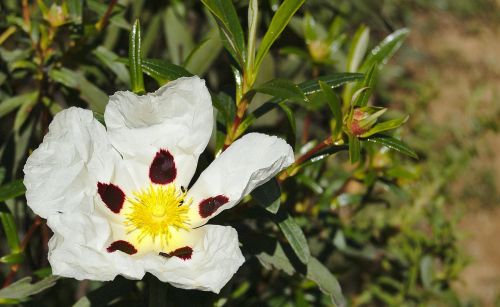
left=23, top=108, right=119, bottom=219
left=104, top=76, right=213, bottom=187
left=143, top=225, right=244, bottom=293
left=47, top=213, right=145, bottom=281
left=187, top=133, right=294, bottom=226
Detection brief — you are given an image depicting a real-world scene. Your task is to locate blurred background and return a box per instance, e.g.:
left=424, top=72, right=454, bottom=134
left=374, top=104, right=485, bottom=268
left=0, top=0, right=499, bottom=306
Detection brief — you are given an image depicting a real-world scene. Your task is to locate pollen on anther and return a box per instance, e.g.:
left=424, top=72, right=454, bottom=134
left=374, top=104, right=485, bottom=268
left=199, top=195, right=229, bottom=218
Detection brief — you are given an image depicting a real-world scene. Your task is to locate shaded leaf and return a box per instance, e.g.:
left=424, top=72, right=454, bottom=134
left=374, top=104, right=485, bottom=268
left=140, top=58, right=193, bottom=85
left=93, top=46, right=130, bottom=85
left=276, top=210, right=310, bottom=264
left=349, top=134, right=361, bottom=163
left=0, top=180, right=25, bottom=202
left=307, top=258, right=346, bottom=307
left=0, top=276, right=59, bottom=300
left=73, top=277, right=135, bottom=307
left=300, top=73, right=364, bottom=96
left=319, top=81, right=342, bottom=137
left=253, top=78, right=306, bottom=102
left=353, top=64, right=376, bottom=107
left=347, top=25, right=369, bottom=72
left=0, top=92, right=38, bottom=119
left=251, top=178, right=281, bottom=214
left=0, top=209, right=20, bottom=252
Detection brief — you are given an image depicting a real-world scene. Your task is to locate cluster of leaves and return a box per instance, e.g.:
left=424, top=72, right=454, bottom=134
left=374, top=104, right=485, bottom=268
left=0, top=0, right=467, bottom=306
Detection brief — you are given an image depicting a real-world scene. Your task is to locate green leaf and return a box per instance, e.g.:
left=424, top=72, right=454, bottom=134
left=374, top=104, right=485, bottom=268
left=201, top=0, right=246, bottom=67
left=0, top=209, right=20, bottom=252
left=0, top=276, right=59, bottom=300
left=346, top=25, right=370, bottom=72
left=279, top=102, right=297, bottom=148
left=306, top=258, right=346, bottom=307
left=0, top=92, right=38, bottom=119
left=353, top=64, right=376, bottom=107
left=361, top=115, right=409, bottom=137
left=163, top=4, right=194, bottom=65
left=319, top=81, right=342, bottom=137
left=360, top=28, right=409, bottom=72
left=67, top=0, right=83, bottom=24
left=300, top=73, right=364, bottom=96
left=183, top=28, right=222, bottom=75
left=0, top=252, right=24, bottom=264
left=246, top=0, right=259, bottom=74
left=276, top=210, right=310, bottom=264
left=212, top=92, right=236, bottom=128
left=93, top=46, right=130, bottom=85
left=349, top=134, right=361, bottom=163
left=129, top=19, right=144, bottom=94
left=251, top=178, right=281, bottom=214
left=0, top=180, right=25, bottom=202
left=140, top=58, right=193, bottom=85
left=254, top=0, right=304, bottom=76
left=253, top=78, right=306, bottom=102
left=364, top=134, right=418, bottom=159
left=49, top=68, right=108, bottom=113
left=73, top=277, right=135, bottom=307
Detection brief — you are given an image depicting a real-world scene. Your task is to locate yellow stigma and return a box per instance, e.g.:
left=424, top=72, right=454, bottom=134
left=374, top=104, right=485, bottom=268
left=124, top=184, right=191, bottom=247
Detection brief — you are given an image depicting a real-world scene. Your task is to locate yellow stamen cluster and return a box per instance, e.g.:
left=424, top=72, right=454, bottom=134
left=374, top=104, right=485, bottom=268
left=125, top=184, right=191, bottom=247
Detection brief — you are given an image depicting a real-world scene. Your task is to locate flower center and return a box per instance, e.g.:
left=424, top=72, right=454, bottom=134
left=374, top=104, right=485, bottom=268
left=124, top=184, right=191, bottom=247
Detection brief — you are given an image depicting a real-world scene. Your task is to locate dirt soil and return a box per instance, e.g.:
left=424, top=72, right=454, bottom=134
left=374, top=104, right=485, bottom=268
left=404, top=11, right=500, bottom=305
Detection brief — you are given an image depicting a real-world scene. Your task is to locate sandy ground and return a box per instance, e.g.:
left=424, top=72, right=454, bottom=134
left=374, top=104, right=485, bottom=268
left=405, top=11, right=500, bottom=305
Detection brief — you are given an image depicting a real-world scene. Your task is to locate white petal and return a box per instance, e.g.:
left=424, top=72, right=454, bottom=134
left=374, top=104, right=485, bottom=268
left=104, top=76, right=213, bottom=187
left=187, top=133, right=294, bottom=226
left=23, top=108, right=119, bottom=218
left=47, top=212, right=145, bottom=281
left=143, top=225, right=244, bottom=293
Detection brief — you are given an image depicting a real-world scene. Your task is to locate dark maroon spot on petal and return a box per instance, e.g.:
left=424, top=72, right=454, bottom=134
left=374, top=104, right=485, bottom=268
left=97, top=182, right=125, bottom=214
left=199, top=195, right=229, bottom=218
left=106, top=240, right=137, bottom=255
left=160, top=246, right=193, bottom=260
left=149, top=149, right=176, bottom=184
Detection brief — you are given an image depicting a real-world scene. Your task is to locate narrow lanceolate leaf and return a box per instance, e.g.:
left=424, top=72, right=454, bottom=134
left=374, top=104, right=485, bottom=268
left=319, top=81, right=342, bottom=137
left=183, top=28, right=222, bottom=75
left=14, top=92, right=39, bottom=131
left=253, top=78, right=306, bottom=102
left=246, top=0, right=259, bottom=74
left=251, top=178, right=281, bottom=214
left=129, top=19, right=145, bottom=94
left=349, top=134, right=361, bottom=163
left=0, top=209, right=20, bottom=252
left=360, top=28, right=409, bottom=72
left=0, top=180, right=26, bottom=202
left=49, top=68, right=108, bottom=113
left=279, top=102, right=297, bottom=149
left=201, top=0, right=246, bottom=67
left=0, top=92, right=38, bottom=119
left=364, top=134, right=418, bottom=159
left=93, top=46, right=130, bottom=85
left=353, top=64, right=377, bottom=107
left=306, top=258, right=346, bottom=307
left=347, top=25, right=370, bottom=72
left=0, top=276, right=59, bottom=300
left=361, top=115, right=409, bottom=137
left=254, top=0, right=305, bottom=74
left=140, top=58, right=193, bottom=85
left=276, top=210, right=310, bottom=264
left=300, top=73, right=364, bottom=96
left=247, top=235, right=345, bottom=306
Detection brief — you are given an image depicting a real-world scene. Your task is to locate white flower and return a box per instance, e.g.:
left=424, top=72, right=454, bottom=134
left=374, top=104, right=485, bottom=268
left=23, top=76, right=295, bottom=293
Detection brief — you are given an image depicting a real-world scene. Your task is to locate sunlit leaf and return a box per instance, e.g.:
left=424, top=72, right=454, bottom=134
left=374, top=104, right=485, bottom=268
left=129, top=19, right=144, bottom=94
left=349, top=134, right=361, bottom=163
left=0, top=180, right=25, bottom=202
left=0, top=92, right=38, bottom=119
left=253, top=78, right=306, bottom=102
left=254, top=0, right=305, bottom=75
left=0, top=276, right=59, bottom=301
left=364, top=134, right=418, bottom=159
left=361, top=115, right=409, bottom=137
left=360, top=28, right=409, bottom=72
